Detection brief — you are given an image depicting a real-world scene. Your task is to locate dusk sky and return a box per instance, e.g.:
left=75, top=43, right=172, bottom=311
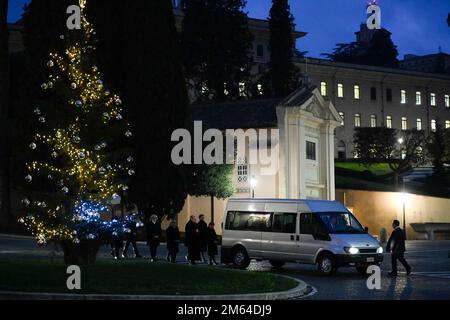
left=7, top=0, right=450, bottom=59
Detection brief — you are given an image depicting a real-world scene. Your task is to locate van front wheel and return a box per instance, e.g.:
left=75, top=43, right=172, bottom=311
left=269, top=260, right=285, bottom=268
left=317, top=253, right=337, bottom=276
left=232, top=247, right=250, bottom=269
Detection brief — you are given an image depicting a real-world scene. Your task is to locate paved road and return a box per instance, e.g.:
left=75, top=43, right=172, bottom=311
left=1, top=234, right=450, bottom=299
left=279, top=240, right=450, bottom=300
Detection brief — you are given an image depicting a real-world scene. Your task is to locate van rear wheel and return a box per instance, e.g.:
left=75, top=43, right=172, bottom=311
left=269, top=260, right=285, bottom=268
left=317, top=253, right=337, bottom=276
left=232, top=247, right=250, bottom=269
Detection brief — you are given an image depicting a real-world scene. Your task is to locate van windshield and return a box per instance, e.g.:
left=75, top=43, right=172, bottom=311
left=317, top=212, right=365, bottom=234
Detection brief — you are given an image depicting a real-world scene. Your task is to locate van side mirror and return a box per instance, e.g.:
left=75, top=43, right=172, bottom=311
left=364, top=227, right=369, bottom=233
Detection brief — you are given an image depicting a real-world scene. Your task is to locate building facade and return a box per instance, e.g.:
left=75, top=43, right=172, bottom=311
left=294, top=58, right=450, bottom=159
left=171, top=85, right=341, bottom=233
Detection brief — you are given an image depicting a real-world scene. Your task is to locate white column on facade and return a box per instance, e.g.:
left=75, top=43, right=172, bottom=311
left=298, top=118, right=307, bottom=199
left=287, top=116, right=300, bottom=198
left=276, top=107, right=287, bottom=198
left=321, top=122, right=336, bottom=200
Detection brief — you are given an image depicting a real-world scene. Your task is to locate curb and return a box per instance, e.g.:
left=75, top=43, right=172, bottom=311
left=0, top=275, right=309, bottom=300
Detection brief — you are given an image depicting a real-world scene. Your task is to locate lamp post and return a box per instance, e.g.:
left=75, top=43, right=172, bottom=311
left=250, top=176, right=257, bottom=199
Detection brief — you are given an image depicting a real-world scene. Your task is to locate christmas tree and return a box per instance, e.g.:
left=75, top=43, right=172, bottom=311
left=20, top=0, right=133, bottom=263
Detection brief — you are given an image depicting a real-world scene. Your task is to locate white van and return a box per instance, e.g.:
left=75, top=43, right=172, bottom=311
left=221, top=198, right=384, bottom=275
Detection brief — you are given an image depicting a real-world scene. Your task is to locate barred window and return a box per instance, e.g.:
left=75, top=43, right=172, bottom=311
left=237, top=157, right=248, bottom=183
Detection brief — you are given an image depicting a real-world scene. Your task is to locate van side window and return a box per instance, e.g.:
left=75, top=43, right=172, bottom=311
left=300, top=213, right=326, bottom=235
left=226, top=211, right=272, bottom=231
left=272, top=213, right=297, bottom=233
left=225, top=211, right=235, bottom=230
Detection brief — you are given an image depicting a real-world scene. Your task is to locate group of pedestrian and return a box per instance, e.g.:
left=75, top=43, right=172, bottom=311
left=148, top=214, right=219, bottom=265
left=184, top=215, right=218, bottom=265
left=110, top=209, right=218, bottom=266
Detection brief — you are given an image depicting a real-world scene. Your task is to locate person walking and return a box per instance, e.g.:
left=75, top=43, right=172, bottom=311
left=197, top=214, right=208, bottom=263
left=387, top=219, right=411, bottom=276
left=146, top=214, right=161, bottom=262
left=166, top=220, right=180, bottom=263
left=206, top=222, right=219, bottom=265
left=122, top=205, right=143, bottom=258
left=110, top=215, right=123, bottom=260
left=185, top=215, right=200, bottom=265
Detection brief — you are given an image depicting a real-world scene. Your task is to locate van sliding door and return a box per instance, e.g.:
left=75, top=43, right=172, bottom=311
left=260, top=212, right=300, bottom=261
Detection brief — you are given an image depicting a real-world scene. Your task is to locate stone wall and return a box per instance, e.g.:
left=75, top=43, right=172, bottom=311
left=336, top=189, right=450, bottom=240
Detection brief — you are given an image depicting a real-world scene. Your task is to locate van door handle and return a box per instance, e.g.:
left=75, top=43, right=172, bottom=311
left=290, top=235, right=294, bottom=241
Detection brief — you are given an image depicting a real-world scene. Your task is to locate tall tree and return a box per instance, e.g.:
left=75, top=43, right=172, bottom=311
left=86, top=0, right=127, bottom=94
left=0, top=0, right=10, bottom=225
left=354, top=127, right=425, bottom=188
left=20, top=0, right=132, bottom=264
left=8, top=0, right=75, bottom=222
left=89, top=0, right=191, bottom=218
left=426, top=124, right=448, bottom=176
left=268, top=0, right=300, bottom=97
left=324, top=29, right=399, bottom=68
left=181, top=0, right=253, bottom=102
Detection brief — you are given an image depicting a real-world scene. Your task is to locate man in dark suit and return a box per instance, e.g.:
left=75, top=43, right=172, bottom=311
left=386, top=220, right=411, bottom=276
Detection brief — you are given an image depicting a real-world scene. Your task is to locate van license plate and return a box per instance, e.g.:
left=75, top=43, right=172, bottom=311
left=366, top=258, right=375, bottom=262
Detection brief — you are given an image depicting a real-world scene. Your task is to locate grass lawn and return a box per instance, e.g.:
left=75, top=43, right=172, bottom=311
left=335, top=162, right=393, bottom=176
left=0, top=259, right=297, bottom=295
left=335, top=175, right=395, bottom=192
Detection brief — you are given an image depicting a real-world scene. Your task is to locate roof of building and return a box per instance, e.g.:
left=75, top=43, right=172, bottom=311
left=295, top=57, right=450, bottom=81
left=400, top=52, right=450, bottom=62
left=192, top=98, right=282, bottom=129
left=192, top=85, right=318, bottom=130
left=279, top=84, right=317, bottom=107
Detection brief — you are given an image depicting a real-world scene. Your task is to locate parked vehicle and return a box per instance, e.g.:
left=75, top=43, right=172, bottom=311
left=221, top=198, right=383, bottom=275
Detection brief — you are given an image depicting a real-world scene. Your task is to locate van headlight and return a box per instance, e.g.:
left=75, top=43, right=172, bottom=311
left=344, top=247, right=359, bottom=254
left=377, top=247, right=384, bottom=254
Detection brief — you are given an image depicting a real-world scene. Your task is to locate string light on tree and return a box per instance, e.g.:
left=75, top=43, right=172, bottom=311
left=20, top=0, right=134, bottom=246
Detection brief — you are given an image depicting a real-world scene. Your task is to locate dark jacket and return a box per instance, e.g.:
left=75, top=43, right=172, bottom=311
left=206, top=228, right=218, bottom=256
left=146, top=221, right=161, bottom=246
left=125, top=219, right=138, bottom=236
left=387, top=227, right=406, bottom=254
left=185, top=220, right=201, bottom=261
left=197, top=219, right=208, bottom=250
left=166, top=226, right=180, bottom=253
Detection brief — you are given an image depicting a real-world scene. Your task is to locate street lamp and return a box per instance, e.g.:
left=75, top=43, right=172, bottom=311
left=397, top=138, right=404, bottom=145
left=250, top=176, right=257, bottom=199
